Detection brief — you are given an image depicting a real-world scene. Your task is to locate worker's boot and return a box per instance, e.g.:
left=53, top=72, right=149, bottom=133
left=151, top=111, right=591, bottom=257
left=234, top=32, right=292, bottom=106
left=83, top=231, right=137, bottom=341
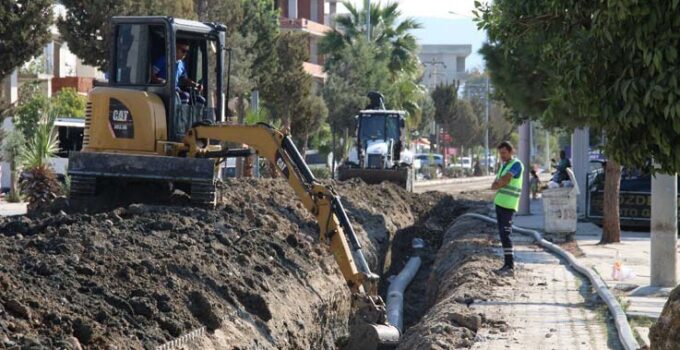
left=495, top=255, right=514, bottom=276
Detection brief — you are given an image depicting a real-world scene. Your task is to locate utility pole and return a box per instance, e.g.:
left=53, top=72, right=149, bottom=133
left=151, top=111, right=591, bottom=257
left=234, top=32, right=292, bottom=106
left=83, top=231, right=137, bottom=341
left=545, top=130, right=550, bottom=172
left=484, top=76, right=490, bottom=175
left=423, top=58, right=447, bottom=89
left=651, top=172, right=678, bottom=287
left=518, top=121, right=531, bottom=215
left=366, top=0, right=371, bottom=40
left=571, top=128, right=589, bottom=216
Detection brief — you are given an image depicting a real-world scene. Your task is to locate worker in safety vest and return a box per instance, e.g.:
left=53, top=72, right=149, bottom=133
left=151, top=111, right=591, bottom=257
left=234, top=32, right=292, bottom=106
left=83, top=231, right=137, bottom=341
left=491, top=141, right=524, bottom=275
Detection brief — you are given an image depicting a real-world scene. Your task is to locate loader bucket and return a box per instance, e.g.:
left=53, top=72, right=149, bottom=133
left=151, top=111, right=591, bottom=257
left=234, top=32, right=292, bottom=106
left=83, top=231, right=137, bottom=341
left=338, top=167, right=413, bottom=192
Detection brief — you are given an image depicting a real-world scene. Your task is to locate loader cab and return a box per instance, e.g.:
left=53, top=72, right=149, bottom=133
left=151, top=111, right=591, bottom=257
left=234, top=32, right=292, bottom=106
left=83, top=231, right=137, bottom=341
left=109, top=16, right=226, bottom=142
left=356, top=110, right=406, bottom=154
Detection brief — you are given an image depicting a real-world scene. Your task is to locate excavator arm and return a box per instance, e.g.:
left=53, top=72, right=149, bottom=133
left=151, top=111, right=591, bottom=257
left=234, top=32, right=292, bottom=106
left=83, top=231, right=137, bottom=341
left=183, top=123, right=400, bottom=348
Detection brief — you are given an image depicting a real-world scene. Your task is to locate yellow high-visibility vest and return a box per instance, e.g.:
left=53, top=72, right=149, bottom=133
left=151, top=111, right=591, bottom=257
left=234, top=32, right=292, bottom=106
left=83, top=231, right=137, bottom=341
left=494, top=158, right=524, bottom=211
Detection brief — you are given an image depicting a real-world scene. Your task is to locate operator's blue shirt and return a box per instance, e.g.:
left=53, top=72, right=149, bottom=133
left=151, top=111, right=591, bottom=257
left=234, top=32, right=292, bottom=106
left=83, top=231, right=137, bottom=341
left=500, top=160, right=522, bottom=179
left=152, top=56, right=186, bottom=87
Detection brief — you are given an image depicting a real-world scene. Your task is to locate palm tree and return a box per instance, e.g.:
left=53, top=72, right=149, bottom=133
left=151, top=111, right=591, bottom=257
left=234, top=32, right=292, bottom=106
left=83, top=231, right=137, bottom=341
left=320, top=1, right=422, bottom=77
left=19, top=111, right=60, bottom=211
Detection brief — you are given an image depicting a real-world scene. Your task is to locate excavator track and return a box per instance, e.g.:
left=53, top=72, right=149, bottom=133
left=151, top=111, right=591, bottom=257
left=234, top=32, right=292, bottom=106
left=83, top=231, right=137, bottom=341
left=190, top=180, right=216, bottom=206
left=69, top=175, right=97, bottom=198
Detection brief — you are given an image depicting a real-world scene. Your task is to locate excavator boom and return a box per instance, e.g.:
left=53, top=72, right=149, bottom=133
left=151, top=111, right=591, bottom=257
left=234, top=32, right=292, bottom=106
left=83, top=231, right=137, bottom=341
left=183, top=123, right=400, bottom=347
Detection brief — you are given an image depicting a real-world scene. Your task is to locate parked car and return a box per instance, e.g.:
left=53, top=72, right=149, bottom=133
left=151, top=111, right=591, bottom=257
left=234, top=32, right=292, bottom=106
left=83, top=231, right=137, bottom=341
left=460, top=157, right=472, bottom=169
left=415, top=153, right=444, bottom=169
left=587, top=161, right=678, bottom=228
left=415, top=153, right=444, bottom=179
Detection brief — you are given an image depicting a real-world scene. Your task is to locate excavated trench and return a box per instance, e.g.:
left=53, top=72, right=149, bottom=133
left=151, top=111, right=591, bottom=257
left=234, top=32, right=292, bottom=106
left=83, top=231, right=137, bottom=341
left=0, top=179, right=496, bottom=349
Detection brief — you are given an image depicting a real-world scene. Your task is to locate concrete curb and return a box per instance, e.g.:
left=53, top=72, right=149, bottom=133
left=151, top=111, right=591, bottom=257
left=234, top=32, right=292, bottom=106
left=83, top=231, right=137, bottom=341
left=461, top=213, right=641, bottom=350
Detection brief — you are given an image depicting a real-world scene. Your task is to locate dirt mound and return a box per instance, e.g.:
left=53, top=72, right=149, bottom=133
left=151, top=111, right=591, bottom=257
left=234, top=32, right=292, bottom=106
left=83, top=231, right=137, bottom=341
left=0, top=178, right=449, bottom=349
left=397, top=215, right=512, bottom=349
left=650, top=286, right=680, bottom=349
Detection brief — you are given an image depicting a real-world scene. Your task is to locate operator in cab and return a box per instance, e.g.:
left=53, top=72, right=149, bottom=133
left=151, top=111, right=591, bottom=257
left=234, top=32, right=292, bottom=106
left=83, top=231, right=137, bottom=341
left=151, top=39, right=205, bottom=105
left=490, top=141, right=524, bottom=276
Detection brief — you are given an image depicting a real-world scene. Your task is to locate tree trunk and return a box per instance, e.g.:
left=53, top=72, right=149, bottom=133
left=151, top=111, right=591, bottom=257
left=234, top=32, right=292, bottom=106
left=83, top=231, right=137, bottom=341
left=331, top=127, right=336, bottom=178
left=600, top=159, right=622, bottom=244
left=9, top=157, right=17, bottom=200
left=302, top=134, right=309, bottom=155
left=195, top=0, right=209, bottom=21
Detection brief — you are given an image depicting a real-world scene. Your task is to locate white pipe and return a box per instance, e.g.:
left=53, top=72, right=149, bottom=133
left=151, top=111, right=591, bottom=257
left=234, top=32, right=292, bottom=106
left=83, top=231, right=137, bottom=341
left=386, top=238, right=424, bottom=333
left=459, top=213, right=640, bottom=350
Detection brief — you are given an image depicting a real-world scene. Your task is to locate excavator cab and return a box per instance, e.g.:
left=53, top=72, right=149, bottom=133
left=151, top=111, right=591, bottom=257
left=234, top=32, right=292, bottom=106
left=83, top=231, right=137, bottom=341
left=69, top=17, right=228, bottom=203
left=109, top=16, right=226, bottom=140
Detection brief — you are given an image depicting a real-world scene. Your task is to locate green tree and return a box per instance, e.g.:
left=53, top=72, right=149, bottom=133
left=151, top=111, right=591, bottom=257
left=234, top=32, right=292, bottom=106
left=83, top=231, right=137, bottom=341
left=58, top=0, right=196, bottom=72
left=0, top=0, right=53, bottom=80
left=477, top=0, right=680, bottom=242
left=264, top=32, right=312, bottom=131
left=14, top=93, right=50, bottom=142
left=19, top=111, right=60, bottom=211
left=52, top=88, right=88, bottom=118
left=291, top=95, right=328, bottom=153
left=449, top=99, right=481, bottom=150
left=239, top=0, right=280, bottom=93
left=320, top=1, right=422, bottom=77
left=1, top=130, right=26, bottom=202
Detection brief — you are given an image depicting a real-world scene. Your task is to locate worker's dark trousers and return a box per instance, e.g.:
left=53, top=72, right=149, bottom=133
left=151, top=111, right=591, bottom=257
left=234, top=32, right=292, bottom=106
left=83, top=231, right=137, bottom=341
left=495, top=205, right=515, bottom=268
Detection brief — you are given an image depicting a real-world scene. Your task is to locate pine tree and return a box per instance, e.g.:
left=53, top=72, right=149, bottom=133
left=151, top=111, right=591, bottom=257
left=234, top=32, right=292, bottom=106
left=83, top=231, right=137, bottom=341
left=58, top=0, right=196, bottom=72
left=0, top=0, right=53, bottom=80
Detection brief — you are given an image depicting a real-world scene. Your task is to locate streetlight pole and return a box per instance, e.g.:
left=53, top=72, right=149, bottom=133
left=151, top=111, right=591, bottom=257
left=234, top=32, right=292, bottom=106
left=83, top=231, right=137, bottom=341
left=366, top=0, right=371, bottom=40
left=484, top=76, right=490, bottom=175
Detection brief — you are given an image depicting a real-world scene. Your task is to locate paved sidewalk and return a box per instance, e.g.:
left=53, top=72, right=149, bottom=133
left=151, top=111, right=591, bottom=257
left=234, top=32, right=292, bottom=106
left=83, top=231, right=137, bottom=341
left=513, top=196, right=664, bottom=347
left=472, top=240, right=618, bottom=350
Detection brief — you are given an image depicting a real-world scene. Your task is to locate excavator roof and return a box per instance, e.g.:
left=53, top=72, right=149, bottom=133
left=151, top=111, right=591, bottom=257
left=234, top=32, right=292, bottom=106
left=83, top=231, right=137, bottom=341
left=359, top=110, right=406, bottom=115
left=111, top=16, right=226, bottom=35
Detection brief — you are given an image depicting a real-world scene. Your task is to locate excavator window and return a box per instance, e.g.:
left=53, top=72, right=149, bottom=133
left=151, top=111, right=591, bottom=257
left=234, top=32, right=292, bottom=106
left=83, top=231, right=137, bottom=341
left=114, top=24, right=165, bottom=85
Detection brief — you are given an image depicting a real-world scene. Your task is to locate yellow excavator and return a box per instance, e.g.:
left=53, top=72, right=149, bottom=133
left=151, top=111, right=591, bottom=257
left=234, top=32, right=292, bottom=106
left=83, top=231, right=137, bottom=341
left=67, top=16, right=399, bottom=348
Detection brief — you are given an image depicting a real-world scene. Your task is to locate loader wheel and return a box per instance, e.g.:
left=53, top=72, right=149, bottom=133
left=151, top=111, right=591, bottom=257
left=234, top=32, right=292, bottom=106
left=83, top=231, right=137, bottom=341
left=190, top=181, right=216, bottom=207
left=69, top=175, right=97, bottom=198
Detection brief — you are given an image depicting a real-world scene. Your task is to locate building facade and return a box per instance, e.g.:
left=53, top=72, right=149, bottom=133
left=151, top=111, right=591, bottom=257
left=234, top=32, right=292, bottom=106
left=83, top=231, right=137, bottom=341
left=419, top=45, right=472, bottom=89
left=276, top=0, right=335, bottom=83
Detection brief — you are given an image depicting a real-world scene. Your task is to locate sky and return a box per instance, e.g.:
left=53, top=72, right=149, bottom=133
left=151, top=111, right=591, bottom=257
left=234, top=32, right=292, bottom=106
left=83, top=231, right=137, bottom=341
left=336, top=0, right=488, bottom=70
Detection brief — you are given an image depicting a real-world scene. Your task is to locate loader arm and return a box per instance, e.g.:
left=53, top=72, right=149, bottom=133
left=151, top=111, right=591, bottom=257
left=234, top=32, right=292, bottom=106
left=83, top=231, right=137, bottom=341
left=183, top=123, right=400, bottom=347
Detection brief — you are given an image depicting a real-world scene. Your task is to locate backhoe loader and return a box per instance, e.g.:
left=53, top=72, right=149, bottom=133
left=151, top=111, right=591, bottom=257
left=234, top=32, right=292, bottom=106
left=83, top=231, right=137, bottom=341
left=67, top=16, right=399, bottom=348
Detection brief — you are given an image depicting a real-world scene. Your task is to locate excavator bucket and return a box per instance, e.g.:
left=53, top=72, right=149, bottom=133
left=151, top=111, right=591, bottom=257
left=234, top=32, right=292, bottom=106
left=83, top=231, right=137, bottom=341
left=346, top=322, right=400, bottom=350
left=338, top=167, right=413, bottom=192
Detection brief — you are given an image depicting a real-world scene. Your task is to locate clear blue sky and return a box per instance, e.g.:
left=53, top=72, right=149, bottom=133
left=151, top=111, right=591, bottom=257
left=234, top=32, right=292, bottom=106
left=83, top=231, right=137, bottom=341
left=338, top=0, right=489, bottom=71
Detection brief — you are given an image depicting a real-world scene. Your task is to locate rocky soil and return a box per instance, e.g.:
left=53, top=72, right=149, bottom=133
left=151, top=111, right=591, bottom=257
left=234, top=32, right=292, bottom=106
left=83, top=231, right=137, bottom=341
left=397, top=214, right=514, bottom=349
left=0, top=178, right=486, bottom=350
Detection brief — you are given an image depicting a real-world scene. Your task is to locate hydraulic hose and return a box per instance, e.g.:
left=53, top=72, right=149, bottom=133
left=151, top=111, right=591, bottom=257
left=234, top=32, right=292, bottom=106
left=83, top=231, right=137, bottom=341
left=459, top=213, right=640, bottom=350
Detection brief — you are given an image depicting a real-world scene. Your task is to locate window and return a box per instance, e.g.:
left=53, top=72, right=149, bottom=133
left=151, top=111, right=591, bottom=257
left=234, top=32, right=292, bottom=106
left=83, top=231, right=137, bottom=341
left=359, top=115, right=386, bottom=142
left=114, top=24, right=165, bottom=85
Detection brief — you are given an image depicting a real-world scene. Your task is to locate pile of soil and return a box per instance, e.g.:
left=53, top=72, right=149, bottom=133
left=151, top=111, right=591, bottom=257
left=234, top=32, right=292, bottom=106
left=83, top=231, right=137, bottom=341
left=650, top=286, right=680, bottom=349
left=379, top=193, right=485, bottom=329
left=397, top=214, right=513, bottom=349
left=0, top=178, right=467, bottom=349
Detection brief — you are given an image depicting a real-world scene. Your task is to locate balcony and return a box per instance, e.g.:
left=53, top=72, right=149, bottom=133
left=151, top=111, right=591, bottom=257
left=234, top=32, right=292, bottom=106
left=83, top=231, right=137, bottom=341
left=280, top=17, right=332, bottom=37
left=303, top=62, right=326, bottom=81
